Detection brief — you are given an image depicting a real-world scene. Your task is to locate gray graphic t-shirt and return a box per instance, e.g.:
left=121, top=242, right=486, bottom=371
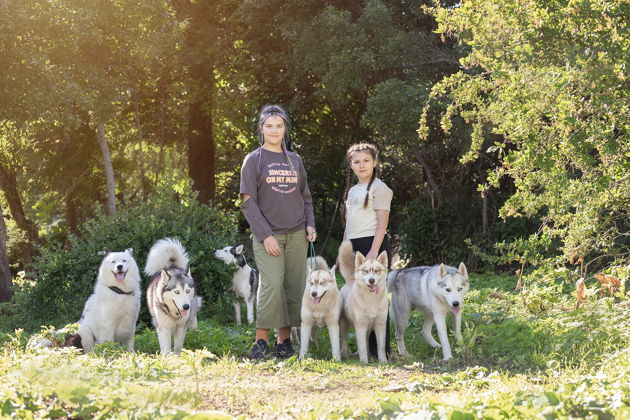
left=240, top=147, right=315, bottom=242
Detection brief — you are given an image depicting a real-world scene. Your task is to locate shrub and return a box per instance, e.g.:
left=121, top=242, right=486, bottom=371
left=15, top=193, right=238, bottom=331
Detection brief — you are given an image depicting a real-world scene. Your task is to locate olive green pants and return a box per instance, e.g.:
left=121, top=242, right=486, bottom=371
left=253, top=230, right=308, bottom=329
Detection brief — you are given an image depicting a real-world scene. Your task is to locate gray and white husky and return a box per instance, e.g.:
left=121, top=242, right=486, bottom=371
left=213, top=245, right=259, bottom=326
left=74, top=248, right=141, bottom=352
left=145, top=238, right=202, bottom=355
left=299, top=257, right=342, bottom=361
left=388, top=263, right=469, bottom=361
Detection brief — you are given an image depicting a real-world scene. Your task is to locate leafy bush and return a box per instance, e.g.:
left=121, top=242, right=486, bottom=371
left=398, top=199, right=538, bottom=268
left=15, top=193, right=238, bottom=330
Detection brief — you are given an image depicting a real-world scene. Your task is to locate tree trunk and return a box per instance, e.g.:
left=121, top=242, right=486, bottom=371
left=482, top=188, right=489, bottom=237
left=187, top=93, right=215, bottom=204
left=0, top=204, right=13, bottom=302
left=65, top=192, right=79, bottom=236
left=0, top=161, right=38, bottom=267
left=134, top=88, right=148, bottom=201
left=413, top=150, right=442, bottom=208
left=413, top=150, right=441, bottom=236
left=95, top=120, right=117, bottom=215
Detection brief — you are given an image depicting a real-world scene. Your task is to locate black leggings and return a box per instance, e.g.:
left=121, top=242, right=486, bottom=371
left=349, top=235, right=392, bottom=358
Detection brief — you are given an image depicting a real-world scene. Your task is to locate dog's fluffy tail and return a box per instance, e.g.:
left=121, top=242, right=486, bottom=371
left=144, top=238, right=189, bottom=275
left=338, top=240, right=355, bottom=285
left=307, top=255, right=329, bottom=272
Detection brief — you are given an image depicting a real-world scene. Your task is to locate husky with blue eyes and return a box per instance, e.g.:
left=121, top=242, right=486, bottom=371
left=71, top=248, right=141, bottom=353
left=145, top=238, right=202, bottom=355
left=388, top=263, right=469, bottom=361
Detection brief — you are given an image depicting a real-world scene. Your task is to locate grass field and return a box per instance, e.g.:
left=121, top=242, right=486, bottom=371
left=0, top=273, right=628, bottom=418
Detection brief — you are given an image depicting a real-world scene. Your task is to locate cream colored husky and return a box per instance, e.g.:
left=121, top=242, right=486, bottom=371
left=338, top=241, right=389, bottom=363
left=299, top=256, right=342, bottom=361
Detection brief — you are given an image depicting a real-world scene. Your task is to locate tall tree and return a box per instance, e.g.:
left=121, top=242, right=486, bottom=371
left=172, top=1, right=238, bottom=203
left=0, top=203, right=12, bottom=302
left=422, top=0, right=629, bottom=271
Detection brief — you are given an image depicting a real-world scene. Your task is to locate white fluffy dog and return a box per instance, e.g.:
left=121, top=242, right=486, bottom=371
left=75, top=248, right=141, bottom=352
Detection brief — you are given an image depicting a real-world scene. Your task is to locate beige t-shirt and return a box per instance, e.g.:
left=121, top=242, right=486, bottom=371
left=345, top=178, right=393, bottom=240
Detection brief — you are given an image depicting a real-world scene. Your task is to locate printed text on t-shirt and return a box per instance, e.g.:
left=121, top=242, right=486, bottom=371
left=266, top=162, right=298, bottom=194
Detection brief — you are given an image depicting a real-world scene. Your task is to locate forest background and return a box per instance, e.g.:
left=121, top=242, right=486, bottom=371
left=0, top=0, right=627, bottom=327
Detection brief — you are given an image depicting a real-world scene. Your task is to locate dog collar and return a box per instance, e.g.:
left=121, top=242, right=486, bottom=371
left=109, top=286, right=134, bottom=296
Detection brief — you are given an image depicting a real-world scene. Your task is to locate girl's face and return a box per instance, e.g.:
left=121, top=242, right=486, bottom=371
left=261, top=115, right=286, bottom=149
left=350, top=151, right=377, bottom=183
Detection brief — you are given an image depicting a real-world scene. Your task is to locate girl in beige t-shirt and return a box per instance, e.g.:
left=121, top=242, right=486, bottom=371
left=342, top=143, right=393, bottom=358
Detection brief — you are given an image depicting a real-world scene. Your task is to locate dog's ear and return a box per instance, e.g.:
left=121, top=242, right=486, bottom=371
left=458, top=262, right=468, bottom=279
left=102, top=248, right=111, bottom=256
left=187, top=267, right=192, bottom=278
left=125, top=248, right=133, bottom=256
left=329, top=264, right=336, bottom=279
left=438, top=263, right=448, bottom=278
left=235, top=245, right=244, bottom=254
left=377, top=250, right=388, bottom=268
left=161, top=268, right=171, bottom=282
left=355, top=251, right=366, bottom=268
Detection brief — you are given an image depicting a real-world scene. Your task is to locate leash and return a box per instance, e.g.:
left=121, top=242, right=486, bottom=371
left=308, top=242, right=319, bottom=271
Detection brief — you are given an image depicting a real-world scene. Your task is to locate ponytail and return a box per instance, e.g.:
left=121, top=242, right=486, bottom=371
left=363, top=168, right=378, bottom=208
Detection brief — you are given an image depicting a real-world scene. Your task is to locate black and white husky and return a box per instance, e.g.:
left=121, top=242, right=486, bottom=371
left=73, top=248, right=141, bottom=352
left=145, top=238, right=202, bottom=355
left=214, top=245, right=259, bottom=326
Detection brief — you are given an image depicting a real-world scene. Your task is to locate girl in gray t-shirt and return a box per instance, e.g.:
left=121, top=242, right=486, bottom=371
left=240, top=104, right=316, bottom=359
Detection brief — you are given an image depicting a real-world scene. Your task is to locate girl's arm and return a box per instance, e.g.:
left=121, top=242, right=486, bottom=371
left=240, top=155, right=279, bottom=256
left=366, top=209, right=389, bottom=260
left=242, top=194, right=281, bottom=256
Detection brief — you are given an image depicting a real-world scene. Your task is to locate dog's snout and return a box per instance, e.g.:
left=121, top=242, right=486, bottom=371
left=183, top=304, right=190, bottom=310
left=368, top=278, right=375, bottom=285
left=116, top=264, right=123, bottom=271
left=311, top=291, right=317, bottom=297
left=452, top=301, right=459, bottom=307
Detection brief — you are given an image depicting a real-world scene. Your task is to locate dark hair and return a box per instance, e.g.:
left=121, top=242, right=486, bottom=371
left=341, top=143, right=379, bottom=225
left=257, top=104, right=298, bottom=180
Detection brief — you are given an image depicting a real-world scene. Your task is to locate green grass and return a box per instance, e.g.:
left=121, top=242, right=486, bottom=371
left=0, top=273, right=628, bottom=418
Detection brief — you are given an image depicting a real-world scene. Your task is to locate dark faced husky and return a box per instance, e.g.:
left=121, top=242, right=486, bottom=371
left=299, top=257, right=342, bottom=361
left=74, top=248, right=141, bottom=352
left=338, top=241, right=389, bottom=363
left=145, top=238, right=202, bottom=355
left=388, top=263, right=469, bottom=361
left=213, top=245, right=259, bottom=326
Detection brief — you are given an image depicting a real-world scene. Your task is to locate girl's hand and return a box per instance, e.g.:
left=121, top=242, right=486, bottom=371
left=306, top=226, right=317, bottom=242
left=366, top=249, right=379, bottom=260
left=263, top=236, right=281, bottom=256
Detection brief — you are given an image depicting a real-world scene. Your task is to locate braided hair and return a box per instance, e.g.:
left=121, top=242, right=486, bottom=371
left=341, top=143, right=379, bottom=225
left=257, top=104, right=298, bottom=181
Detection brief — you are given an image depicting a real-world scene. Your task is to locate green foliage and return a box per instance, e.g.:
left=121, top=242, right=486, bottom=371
left=15, top=193, right=238, bottom=330
left=421, top=0, right=630, bottom=274
left=135, top=319, right=253, bottom=357
left=1, top=273, right=629, bottom=418
left=398, top=198, right=539, bottom=267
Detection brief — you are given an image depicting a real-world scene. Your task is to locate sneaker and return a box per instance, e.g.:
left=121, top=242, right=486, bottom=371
left=251, top=339, right=270, bottom=359
left=274, top=338, right=295, bottom=359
